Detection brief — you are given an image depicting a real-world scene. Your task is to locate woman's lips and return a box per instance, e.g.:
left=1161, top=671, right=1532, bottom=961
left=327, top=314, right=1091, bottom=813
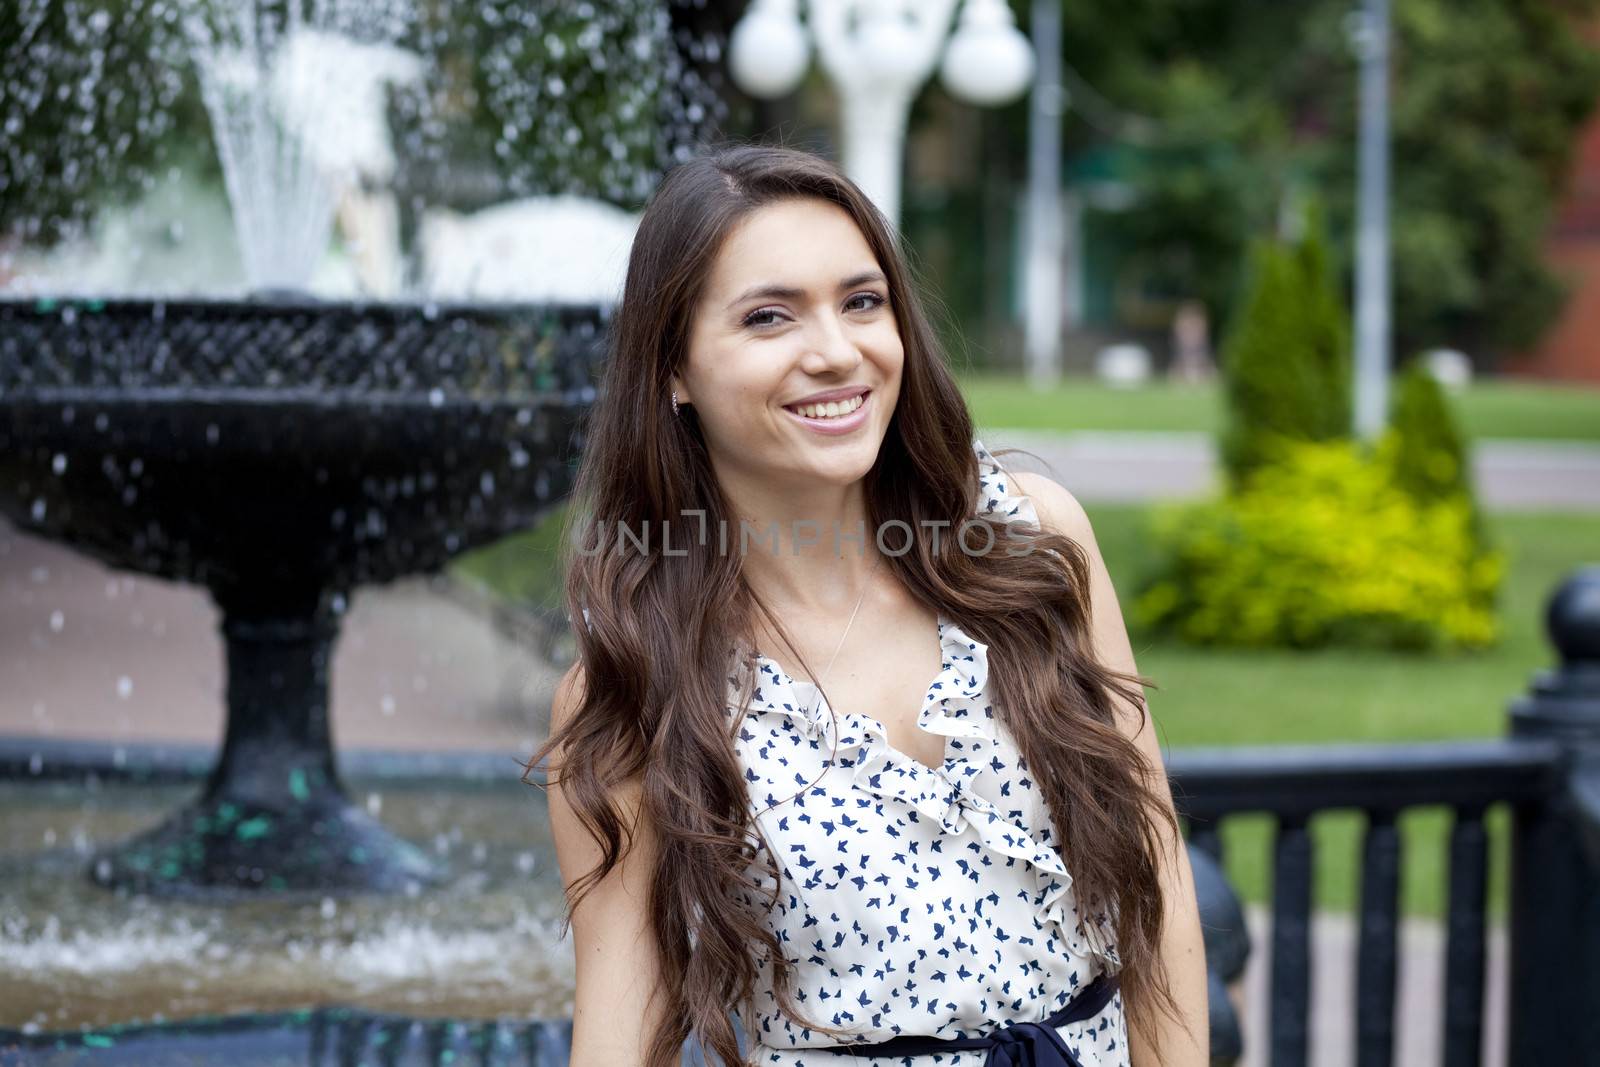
left=782, top=390, right=872, bottom=436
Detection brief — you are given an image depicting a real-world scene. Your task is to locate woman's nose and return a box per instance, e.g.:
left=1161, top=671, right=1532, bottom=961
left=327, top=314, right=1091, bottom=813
left=802, top=313, right=863, bottom=372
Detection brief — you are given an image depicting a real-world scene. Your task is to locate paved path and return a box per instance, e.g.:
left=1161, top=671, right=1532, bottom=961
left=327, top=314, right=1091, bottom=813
left=982, top=429, right=1600, bottom=510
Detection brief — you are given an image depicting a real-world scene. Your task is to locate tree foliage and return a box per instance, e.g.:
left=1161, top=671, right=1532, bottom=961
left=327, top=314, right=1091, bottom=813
left=1, top=0, right=199, bottom=244
left=1, top=0, right=727, bottom=247
left=397, top=0, right=726, bottom=212
left=1045, top=0, right=1600, bottom=365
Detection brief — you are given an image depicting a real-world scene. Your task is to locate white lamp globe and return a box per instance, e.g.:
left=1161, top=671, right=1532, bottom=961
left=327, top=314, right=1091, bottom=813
left=939, top=3, right=1035, bottom=106
left=856, top=13, right=926, bottom=87
left=728, top=8, right=811, bottom=100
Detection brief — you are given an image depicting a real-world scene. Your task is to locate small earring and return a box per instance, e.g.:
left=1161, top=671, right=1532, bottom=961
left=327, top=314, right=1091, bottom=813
left=671, top=389, right=680, bottom=417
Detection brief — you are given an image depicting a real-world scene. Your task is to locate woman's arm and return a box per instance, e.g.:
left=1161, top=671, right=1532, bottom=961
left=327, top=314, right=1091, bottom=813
left=1013, top=470, right=1210, bottom=1067
left=546, top=663, right=669, bottom=1067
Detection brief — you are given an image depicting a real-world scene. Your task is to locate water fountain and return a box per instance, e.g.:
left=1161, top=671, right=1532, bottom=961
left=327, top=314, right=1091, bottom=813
left=1, top=296, right=598, bottom=897
left=1, top=0, right=726, bottom=1059
left=2, top=0, right=606, bottom=900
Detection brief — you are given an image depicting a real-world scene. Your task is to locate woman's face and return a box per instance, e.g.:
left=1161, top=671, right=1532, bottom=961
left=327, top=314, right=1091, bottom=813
left=675, top=197, right=904, bottom=487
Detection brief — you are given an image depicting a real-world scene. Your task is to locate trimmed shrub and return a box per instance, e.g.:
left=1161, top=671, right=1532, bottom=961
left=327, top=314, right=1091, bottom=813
left=1218, top=217, right=1352, bottom=490
left=1388, top=357, right=1493, bottom=549
left=1133, top=435, right=1504, bottom=652
left=1390, top=359, right=1468, bottom=502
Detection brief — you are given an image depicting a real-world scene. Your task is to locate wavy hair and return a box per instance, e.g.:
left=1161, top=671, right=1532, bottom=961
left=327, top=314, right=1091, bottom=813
left=523, top=143, right=1187, bottom=1067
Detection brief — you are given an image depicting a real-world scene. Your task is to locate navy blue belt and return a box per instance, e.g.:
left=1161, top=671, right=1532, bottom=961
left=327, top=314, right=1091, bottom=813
left=811, top=972, right=1120, bottom=1065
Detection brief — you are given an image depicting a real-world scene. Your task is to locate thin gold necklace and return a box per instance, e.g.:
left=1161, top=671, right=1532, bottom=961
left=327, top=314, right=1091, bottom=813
left=803, top=552, right=883, bottom=716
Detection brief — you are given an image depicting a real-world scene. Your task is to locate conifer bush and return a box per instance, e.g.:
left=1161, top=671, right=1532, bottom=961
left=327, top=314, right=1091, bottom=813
left=1218, top=215, right=1351, bottom=490
left=1389, top=358, right=1492, bottom=549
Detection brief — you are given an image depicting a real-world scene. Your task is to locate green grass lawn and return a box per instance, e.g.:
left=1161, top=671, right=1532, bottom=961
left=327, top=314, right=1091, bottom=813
left=957, top=373, right=1600, bottom=442
left=1086, top=504, right=1600, bottom=921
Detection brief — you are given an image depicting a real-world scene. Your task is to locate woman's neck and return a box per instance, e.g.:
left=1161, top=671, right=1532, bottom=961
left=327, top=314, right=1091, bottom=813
left=715, top=462, right=883, bottom=619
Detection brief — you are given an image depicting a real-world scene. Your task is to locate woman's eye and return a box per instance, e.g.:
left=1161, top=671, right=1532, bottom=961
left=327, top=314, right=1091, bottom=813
left=743, top=294, right=884, bottom=329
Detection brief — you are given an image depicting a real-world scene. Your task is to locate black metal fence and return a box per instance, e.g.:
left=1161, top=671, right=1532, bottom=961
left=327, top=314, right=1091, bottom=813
left=1171, top=566, right=1600, bottom=1067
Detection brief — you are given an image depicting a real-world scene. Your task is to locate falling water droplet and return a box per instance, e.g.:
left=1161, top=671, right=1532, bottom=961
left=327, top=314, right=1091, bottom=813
left=428, top=388, right=445, bottom=408
left=51, top=454, right=68, bottom=475
left=320, top=897, right=337, bottom=920
left=116, top=676, right=133, bottom=699
left=380, top=695, right=396, bottom=716
left=49, top=610, right=64, bottom=632
left=28, top=753, right=43, bottom=776
left=366, top=792, right=383, bottom=816
left=205, top=423, right=220, bottom=445
left=30, top=498, right=46, bottom=522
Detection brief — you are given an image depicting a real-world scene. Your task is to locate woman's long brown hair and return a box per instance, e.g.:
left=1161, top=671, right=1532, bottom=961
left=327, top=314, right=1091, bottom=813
left=522, top=144, right=1189, bottom=1066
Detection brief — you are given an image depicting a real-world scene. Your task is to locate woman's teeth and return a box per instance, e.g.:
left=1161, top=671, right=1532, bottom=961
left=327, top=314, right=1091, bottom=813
left=790, top=394, right=865, bottom=419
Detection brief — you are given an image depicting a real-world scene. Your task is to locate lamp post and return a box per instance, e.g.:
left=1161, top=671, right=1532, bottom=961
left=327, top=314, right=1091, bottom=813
left=727, top=0, right=1035, bottom=229
left=1349, top=0, right=1392, bottom=440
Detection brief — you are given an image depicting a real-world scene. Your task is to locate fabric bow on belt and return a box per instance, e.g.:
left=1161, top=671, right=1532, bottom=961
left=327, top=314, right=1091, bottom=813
left=982, top=1017, right=1087, bottom=1066
left=813, top=973, right=1120, bottom=1065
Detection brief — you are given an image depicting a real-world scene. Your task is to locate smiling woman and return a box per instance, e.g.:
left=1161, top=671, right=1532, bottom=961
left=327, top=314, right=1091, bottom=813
left=675, top=197, right=903, bottom=473
left=523, top=144, right=1206, bottom=1067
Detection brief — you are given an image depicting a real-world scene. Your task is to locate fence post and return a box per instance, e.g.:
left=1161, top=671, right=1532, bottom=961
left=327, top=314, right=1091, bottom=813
left=1507, top=566, right=1600, bottom=1065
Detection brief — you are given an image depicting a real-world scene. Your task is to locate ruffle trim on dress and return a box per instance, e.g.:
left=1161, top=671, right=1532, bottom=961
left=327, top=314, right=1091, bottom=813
left=972, top=437, right=1043, bottom=539
left=724, top=438, right=1118, bottom=971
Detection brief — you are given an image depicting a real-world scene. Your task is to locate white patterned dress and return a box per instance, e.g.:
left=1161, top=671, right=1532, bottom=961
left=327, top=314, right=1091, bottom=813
left=722, top=439, right=1130, bottom=1067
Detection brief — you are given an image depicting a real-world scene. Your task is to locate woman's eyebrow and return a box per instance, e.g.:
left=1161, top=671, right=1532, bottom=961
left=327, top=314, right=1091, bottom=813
left=725, top=270, right=888, bottom=312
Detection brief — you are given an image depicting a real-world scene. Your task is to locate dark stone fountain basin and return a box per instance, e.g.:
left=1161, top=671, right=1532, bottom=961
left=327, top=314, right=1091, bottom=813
left=0, top=298, right=602, bottom=899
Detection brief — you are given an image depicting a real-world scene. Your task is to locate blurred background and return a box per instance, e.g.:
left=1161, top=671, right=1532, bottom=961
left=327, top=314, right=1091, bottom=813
left=2, top=1, right=1599, bottom=1065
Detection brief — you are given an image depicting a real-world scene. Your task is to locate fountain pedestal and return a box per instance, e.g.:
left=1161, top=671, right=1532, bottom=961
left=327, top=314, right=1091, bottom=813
left=92, top=590, right=441, bottom=896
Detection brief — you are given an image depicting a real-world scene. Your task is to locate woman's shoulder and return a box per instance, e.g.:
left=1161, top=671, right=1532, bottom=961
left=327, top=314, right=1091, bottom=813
left=551, top=660, right=587, bottom=732
left=1010, top=469, right=1092, bottom=540
left=971, top=438, right=1092, bottom=543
